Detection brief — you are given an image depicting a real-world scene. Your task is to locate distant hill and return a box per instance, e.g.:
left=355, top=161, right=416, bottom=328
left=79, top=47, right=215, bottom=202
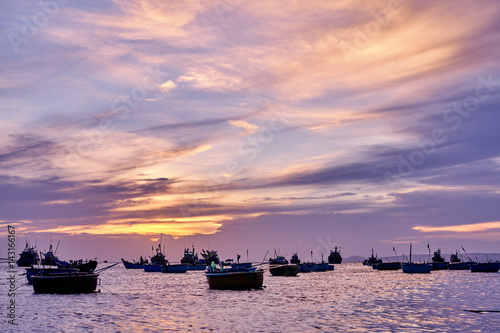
left=344, top=256, right=365, bottom=263
left=345, top=253, right=500, bottom=263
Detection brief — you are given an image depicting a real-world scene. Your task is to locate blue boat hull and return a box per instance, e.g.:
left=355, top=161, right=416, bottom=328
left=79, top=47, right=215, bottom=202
left=447, top=262, right=474, bottom=270
left=374, top=262, right=401, bottom=270
left=188, top=264, right=207, bottom=271
left=121, top=258, right=144, bottom=269
left=401, top=263, right=432, bottom=274
left=470, top=262, right=500, bottom=273
left=161, top=264, right=189, bottom=273
left=144, top=264, right=162, bottom=272
left=299, top=263, right=329, bottom=272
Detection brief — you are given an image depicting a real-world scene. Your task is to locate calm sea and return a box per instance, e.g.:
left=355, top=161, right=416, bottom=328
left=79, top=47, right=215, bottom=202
left=1, top=263, right=499, bottom=332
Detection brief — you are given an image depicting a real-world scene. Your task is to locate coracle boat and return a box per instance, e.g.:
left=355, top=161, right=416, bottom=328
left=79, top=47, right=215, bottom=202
left=32, top=271, right=99, bottom=294
left=328, top=246, right=342, bottom=264
left=470, top=262, right=500, bottom=273
left=201, top=249, right=264, bottom=290
left=401, top=243, right=432, bottom=274
left=17, top=242, right=40, bottom=267
left=269, top=264, right=299, bottom=276
left=161, top=263, right=189, bottom=273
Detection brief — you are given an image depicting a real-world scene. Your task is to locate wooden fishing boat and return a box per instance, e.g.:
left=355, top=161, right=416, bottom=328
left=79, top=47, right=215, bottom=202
left=32, top=271, right=99, bottom=294
left=374, top=262, right=401, bottom=270
left=269, top=264, right=299, bottom=276
left=26, top=266, right=79, bottom=285
left=180, top=246, right=206, bottom=270
left=17, top=242, right=40, bottom=267
left=447, top=261, right=475, bottom=270
left=328, top=246, right=342, bottom=264
left=206, top=268, right=264, bottom=289
left=144, top=264, right=163, bottom=272
left=59, top=259, right=98, bottom=272
left=401, top=243, right=432, bottom=274
left=121, top=258, right=144, bottom=269
left=363, top=249, right=382, bottom=266
left=160, top=264, right=189, bottom=273
left=470, top=262, right=500, bottom=273
left=299, top=262, right=329, bottom=272
left=431, top=248, right=449, bottom=270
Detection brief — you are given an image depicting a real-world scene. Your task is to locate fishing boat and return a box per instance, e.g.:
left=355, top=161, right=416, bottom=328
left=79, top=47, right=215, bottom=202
left=269, top=264, right=299, bottom=276
left=447, top=246, right=476, bottom=270
left=180, top=246, right=207, bottom=270
left=374, top=262, right=401, bottom=270
left=121, top=258, right=145, bottom=269
left=430, top=247, right=449, bottom=270
left=201, top=249, right=264, bottom=289
left=450, top=251, right=461, bottom=263
left=144, top=243, right=167, bottom=272
left=401, top=243, right=432, bottom=274
left=290, top=253, right=301, bottom=264
left=161, top=263, right=189, bottom=273
left=17, top=242, right=40, bottom=267
left=58, top=259, right=98, bottom=272
left=374, top=247, right=401, bottom=270
left=299, top=253, right=329, bottom=272
left=32, top=271, right=99, bottom=294
left=269, top=250, right=289, bottom=265
left=206, top=268, right=264, bottom=290
left=363, top=249, right=382, bottom=266
left=470, top=262, right=500, bottom=273
left=40, top=243, right=69, bottom=266
left=328, top=246, right=342, bottom=264
left=25, top=265, right=79, bottom=285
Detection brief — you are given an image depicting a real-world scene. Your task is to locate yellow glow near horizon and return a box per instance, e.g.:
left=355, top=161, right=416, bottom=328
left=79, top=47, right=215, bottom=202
left=413, top=221, right=500, bottom=233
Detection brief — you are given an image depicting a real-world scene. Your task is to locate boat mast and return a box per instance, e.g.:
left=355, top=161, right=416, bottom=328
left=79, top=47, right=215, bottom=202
left=409, top=243, right=412, bottom=263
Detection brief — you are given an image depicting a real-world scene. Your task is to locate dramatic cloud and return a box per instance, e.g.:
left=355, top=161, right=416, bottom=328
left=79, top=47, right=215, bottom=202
left=1, top=0, right=500, bottom=259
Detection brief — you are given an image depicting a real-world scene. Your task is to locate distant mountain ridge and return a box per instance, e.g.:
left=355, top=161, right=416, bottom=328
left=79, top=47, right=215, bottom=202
left=344, top=253, right=500, bottom=263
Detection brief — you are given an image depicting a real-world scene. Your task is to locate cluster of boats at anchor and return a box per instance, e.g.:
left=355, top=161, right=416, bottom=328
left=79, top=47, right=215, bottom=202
left=362, top=243, right=500, bottom=274
left=9, top=239, right=500, bottom=294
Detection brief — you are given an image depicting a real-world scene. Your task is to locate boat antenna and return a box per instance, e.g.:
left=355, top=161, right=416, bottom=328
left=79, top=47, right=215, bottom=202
left=247, top=250, right=249, bottom=263
left=427, top=244, right=431, bottom=262
left=54, top=240, right=60, bottom=255
left=393, top=247, right=399, bottom=262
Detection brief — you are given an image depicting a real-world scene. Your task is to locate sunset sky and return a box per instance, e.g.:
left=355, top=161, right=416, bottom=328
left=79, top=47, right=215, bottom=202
left=1, top=0, right=500, bottom=262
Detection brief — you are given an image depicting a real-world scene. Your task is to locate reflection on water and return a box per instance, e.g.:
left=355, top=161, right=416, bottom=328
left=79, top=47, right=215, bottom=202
left=1, top=263, right=499, bottom=332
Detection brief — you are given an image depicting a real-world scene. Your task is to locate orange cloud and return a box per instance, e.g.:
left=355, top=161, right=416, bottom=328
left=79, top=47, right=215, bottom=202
left=413, top=221, right=500, bottom=233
